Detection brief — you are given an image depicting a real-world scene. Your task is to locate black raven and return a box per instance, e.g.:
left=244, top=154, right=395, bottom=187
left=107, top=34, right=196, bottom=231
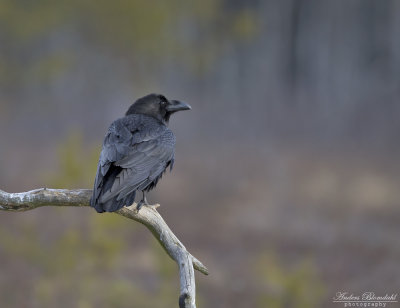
left=90, top=93, right=191, bottom=213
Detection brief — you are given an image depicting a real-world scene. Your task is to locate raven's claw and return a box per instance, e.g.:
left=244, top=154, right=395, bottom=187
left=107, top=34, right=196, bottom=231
left=136, top=192, right=149, bottom=212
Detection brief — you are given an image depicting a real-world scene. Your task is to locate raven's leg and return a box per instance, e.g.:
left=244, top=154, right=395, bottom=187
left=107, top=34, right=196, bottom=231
left=136, top=191, right=149, bottom=211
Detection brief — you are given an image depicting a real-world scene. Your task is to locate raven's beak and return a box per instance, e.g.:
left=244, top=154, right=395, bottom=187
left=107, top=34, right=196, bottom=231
left=166, top=100, right=192, bottom=113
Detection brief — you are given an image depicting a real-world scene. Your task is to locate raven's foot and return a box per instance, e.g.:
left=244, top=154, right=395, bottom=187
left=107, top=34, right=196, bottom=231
left=135, top=195, right=149, bottom=212
left=135, top=201, right=160, bottom=212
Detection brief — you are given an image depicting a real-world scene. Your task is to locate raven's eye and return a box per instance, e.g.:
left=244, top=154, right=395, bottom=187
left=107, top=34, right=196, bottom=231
left=159, top=95, right=167, bottom=106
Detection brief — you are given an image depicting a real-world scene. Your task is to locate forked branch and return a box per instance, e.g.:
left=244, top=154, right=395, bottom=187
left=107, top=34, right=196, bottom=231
left=0, top=188, right=208, bottom=308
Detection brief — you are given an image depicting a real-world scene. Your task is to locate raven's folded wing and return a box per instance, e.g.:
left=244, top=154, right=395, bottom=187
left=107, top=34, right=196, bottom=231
left=90, top=115, right=175, bottom=212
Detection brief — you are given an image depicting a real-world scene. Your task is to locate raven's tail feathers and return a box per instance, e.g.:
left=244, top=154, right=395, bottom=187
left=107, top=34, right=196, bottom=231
left=90, top=191, right=136, bottom=213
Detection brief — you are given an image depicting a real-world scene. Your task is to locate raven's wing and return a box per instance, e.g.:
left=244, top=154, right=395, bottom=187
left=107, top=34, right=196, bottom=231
left=90, top=116, right=175, bottom=213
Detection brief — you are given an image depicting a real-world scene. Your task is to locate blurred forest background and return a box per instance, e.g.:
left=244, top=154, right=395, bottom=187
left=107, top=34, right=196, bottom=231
left=1, top=0, right=399, bottom=307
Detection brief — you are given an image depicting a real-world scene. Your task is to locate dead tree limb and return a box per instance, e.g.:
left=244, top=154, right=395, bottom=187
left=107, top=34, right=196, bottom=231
left=0, top=188, right=208, bottom=308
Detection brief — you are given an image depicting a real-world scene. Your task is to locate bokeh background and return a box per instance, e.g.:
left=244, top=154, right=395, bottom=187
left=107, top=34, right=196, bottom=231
left=1, top=1, right=399, bottom=307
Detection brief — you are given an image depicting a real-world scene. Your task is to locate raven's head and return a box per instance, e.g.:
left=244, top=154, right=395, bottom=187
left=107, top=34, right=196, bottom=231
left=126, top=93, right=191, bottom=123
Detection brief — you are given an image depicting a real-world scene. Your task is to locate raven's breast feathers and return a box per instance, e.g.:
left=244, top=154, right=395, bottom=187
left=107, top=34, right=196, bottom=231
left=90, top=114, right=175, bottom=213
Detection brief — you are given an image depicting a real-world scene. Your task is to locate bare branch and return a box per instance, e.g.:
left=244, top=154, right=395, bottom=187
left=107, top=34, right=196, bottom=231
left=0, top=188, right=208, bottom=308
